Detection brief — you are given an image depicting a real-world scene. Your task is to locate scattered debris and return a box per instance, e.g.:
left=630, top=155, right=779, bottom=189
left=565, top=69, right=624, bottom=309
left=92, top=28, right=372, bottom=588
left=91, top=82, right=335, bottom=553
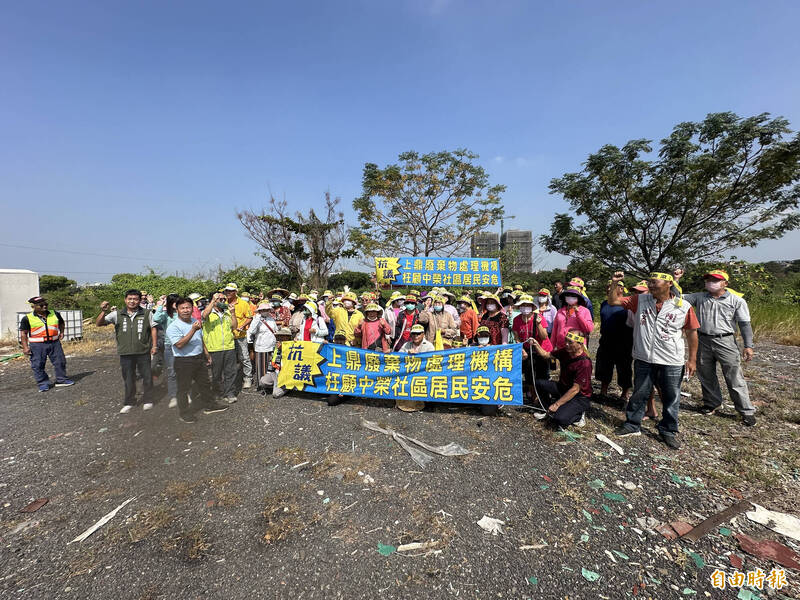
left=527, top=576, right=538, bottom=585
left=396, top=541, right=440, bottom=552
left=363, top=474, right=375, bottom=485
left=682, top=497, right=757, bottom=542
left=735, top=533, right=800, bottom=570
left=519, top=543, right=547, bottom=550
left=745, top=504, right=800, bottom=542
left=719, top=527, right=732, bottom=536
left=377, top=543, right=396, bottom=556
left=669, top=473, right=703, bottom=488
left=636, top=516, right=659, bottom=530
left=685, top=550, right=705, bottom=568
left=290, top=461, right=310, bottom=470
left=556, top=430, right=582, bottom=442
left=588, top=479, right=605, bottom=490
left=19, top=498, right=48, bottom=513
left=477, top=515, right=505, bottom=535
left=729, top=554, right=744, bottom=569
left=68, top=497, right=136, bottom=544
left=595, top=434, right=624, bottom=455
left=656, top=521, right=693, bottom=540
left=622, top=481, right=637, bottom=491
left=361, top=418, right=472, bottom=468
left=581, top=568, right=600, bottom=582
left=603, top=492, right=626, bottom=503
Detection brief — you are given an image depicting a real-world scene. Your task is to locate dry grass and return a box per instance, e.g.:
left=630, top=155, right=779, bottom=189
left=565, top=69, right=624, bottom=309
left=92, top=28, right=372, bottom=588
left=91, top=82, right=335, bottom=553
left=562, top=457, right=591, bottom=477
left=61, top=322, right=116, bottom=355
left=261, top=492, right=321, bottom=545
left=275, top=446, right=309, bottom=464
left=127, top=505, right=175, bottom=543
left=164, top=480, right=202, bottom=502
left=161, top=526, right=212, bottom=560
left=310, top=450, right=382, bottom=482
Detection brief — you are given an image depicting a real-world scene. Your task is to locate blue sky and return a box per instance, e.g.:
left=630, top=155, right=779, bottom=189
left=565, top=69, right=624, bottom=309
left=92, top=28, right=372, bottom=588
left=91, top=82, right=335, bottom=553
left=2, top=0, right=799, bottom=283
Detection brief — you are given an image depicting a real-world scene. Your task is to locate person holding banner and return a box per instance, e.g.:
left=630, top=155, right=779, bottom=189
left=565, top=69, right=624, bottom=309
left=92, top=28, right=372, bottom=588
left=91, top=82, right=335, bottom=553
left=549, top=285, right=594, bottom=351
left=417, top=296, right=458, bottom=349
left=531, top=330, right=593, bottom=428
left=513, top=295, right=552, bottom=399
left=396, top=323, right=434, bottom=412
left=479, top=293, right=509, bottom=345
left=354, top=303, right=392, bottom=351
left=247, top=302, right=278, bottom=392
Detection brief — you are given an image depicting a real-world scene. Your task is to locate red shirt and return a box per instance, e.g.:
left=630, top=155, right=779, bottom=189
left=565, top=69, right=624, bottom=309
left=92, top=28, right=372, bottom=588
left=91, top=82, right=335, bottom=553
left=553, top=349, right=593, bottom=397
left=512, top=313, right=552, bottom=352
left=303, top=317, right=313, bottom=341
left=619, top=295, right=699, bottom=330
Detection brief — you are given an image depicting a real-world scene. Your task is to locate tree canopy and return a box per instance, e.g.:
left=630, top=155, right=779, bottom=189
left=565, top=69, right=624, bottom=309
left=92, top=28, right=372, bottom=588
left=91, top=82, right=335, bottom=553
left=350, top=149, right=506, bottom=260
left=543, top=112, right=800, bottom=275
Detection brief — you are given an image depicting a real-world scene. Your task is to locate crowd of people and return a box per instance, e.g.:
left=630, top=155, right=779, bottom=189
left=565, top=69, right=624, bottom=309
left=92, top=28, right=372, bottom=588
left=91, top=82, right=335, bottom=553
left=20, top=267, right=757, bottom=448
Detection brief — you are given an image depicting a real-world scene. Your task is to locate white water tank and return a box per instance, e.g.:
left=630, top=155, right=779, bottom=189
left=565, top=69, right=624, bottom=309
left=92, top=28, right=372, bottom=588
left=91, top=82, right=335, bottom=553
left=0, top=269, right=39, bottom=340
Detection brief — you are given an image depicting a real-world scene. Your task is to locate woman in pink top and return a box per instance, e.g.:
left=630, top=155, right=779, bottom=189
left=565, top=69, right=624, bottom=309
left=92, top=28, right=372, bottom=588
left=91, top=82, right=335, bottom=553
left=549, top=285, right=594, bottom=350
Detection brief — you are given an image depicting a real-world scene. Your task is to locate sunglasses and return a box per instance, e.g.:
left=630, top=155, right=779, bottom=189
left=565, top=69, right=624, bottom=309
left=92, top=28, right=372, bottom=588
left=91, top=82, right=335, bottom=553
left=35, top=303, right=48, bottom=307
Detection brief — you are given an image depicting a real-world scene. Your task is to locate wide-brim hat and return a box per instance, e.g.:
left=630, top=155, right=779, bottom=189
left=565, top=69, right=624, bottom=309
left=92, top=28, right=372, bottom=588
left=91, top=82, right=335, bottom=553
left=483, top=293, right=501, bottom=305
left=514, top=294, right=536, bottom=307
left=457, top=295, right=472, bottom=305
left=441, top=289, right=455, bottom=300
left=404, top=294, right=418, bottom=303
left=303, top=302, right=317, bottom=314
left=188, top=292, right=202, bottom=301
left=568, top=277, right=585, bottom=289
left=322, top=290, right=333, bottom=298
left=267, top=288, right=289, bottom=298
left=223, top=282, right=239, bottom=291
left=269, top=294, right=284, bottom=302
left=342, top=291, right=358, bottom=302
left=632, top=280, right=648, bottom=292
left=410, top=324, right=425, bottom=334
left=256, top=303, right=271, bottom=311
left=537, top=288, right=550, bottom=296
left=364, top=303, right=382, bottom=313
left=560, top=286, right=587, bottom=306
left=476, top=326, right=490, bottom=335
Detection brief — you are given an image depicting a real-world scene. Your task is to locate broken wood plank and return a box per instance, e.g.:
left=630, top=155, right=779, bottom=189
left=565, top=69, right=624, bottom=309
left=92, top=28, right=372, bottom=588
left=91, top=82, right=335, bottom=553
left=681, top=496, right=761, bottom=542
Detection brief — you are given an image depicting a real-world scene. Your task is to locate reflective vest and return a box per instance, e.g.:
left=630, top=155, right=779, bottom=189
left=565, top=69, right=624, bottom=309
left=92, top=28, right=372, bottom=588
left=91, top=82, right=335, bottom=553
left=27, top=310, right=60, bottom=342
left=202, top=309, right=235, bottom=352
left=632, top=294, right=692, bottom=367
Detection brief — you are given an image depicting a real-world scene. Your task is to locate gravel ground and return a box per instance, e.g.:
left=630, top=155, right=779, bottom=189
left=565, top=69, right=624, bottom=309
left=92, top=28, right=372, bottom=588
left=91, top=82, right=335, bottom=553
left=1, top=341, right=799, bottom=600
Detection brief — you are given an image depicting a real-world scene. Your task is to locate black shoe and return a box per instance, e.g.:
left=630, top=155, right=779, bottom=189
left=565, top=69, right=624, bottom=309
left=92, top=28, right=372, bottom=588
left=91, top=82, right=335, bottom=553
left=327, top=394, right=345, bottom=407
left=699, top=405, right=718, bottom=415
left=203, top=403, right=229, bottom=414
left=614, top=425, right=641, bottom=437
left=742, top=414, right=757, bottom=427
left=179, top=413, right=197, bottom=423
left=660, top=431, right=681, bottom=450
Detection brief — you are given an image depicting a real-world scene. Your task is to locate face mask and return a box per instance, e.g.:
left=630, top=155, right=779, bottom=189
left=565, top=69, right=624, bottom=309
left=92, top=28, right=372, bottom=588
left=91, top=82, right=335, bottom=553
left=405, top=303, right=416, bottom=311
left=565, top=296, right=579, bottom=306
left=216, top=301, right=228, bottom=310
left=486, top=303, right=498, bottom=312
left=538, top=297, right=547, bottom=304
left=433, top=305, right=443, bottom=313
left=456, top=305, right=466, bottom=313
left=478, top=337, right=489, bottom=345
left=241, top=297, right=249, bottom=303
left=366, top=314, right=378, bottom=321
left=259, top=311, right=269, bottom=318
left=272, top=301, right=281, bottom=307
left=521, top=307, right=533, bottom=315
left=343, top=301, right=354, bottom=309
left=705, top=281, right=723, bottom=293
left=303, top=310, right=311, bottom=318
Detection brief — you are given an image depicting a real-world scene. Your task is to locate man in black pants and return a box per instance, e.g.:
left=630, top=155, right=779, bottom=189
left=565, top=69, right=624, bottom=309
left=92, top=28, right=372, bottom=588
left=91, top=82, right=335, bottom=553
left=530, top=330, right=593, bottom=428
left=166, top=298, right=229, bottom=423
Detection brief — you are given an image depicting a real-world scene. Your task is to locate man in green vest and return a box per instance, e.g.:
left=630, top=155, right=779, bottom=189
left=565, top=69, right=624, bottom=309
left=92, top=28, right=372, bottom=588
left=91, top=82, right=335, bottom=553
left=96, top=289, right=158, bottom=414
left=19, top=295, right=74, bottom=392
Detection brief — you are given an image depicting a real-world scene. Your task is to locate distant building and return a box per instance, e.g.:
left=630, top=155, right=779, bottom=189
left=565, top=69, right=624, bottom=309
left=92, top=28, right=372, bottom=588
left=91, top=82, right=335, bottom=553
left=470, top=232, right=499, bottom=257
left=0, top=269, right=39, bottom=340
left=501, top=230, right=533, bottom=273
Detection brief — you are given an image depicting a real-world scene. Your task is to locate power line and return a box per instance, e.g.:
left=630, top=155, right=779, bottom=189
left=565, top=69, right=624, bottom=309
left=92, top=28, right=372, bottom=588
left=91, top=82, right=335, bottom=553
left=0, top=242, right=208, bottom=265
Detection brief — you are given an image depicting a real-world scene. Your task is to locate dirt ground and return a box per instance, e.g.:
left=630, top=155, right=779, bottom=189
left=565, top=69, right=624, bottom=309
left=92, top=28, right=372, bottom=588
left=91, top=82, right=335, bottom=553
left=1, top=336, right=799, bottom=600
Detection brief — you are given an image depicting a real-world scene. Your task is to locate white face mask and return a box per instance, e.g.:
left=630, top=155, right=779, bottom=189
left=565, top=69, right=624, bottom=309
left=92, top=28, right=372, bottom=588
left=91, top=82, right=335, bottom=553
left=538, top=297, right=547, bottom=304
left=565, top=296, right=579, bottom=306
left=486, top=303, right=498, bottom=312
left=343, top=301, right=354, bottom=309
left=520, top=307, right=533, bottom=315
left=705, top=280, right=724, bottom=293
left=477, top=337, right=490, bottom=345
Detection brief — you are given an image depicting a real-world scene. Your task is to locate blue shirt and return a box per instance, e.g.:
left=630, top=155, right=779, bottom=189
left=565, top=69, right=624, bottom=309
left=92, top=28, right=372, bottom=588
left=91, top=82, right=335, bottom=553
left=599, top=300, right=628, bottom=336
left=166, top=318, right=204, bottom=357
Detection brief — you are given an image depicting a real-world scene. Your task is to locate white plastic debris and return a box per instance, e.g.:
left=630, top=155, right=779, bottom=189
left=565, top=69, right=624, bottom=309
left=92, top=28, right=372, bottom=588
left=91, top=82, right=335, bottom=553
left=746, top=504, right=800, bottom=542
left=477, top=515, right=505, bottom=535
left=596, top=433, right=624, bottom=455
left=68, top=497, right=135, bottom=544
left=361, top=418, right=472, bottom=468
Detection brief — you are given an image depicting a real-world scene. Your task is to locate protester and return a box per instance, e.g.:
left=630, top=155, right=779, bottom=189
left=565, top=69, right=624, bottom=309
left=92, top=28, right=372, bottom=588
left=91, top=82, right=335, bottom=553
left=675, top=269, right=757, bottom=426
left=327, top=291, right=363, bottom=346
left=440, top=289, right=461, bottom=328
left=536, top=288, right=558, bottom=336
left=96, top=290, right=157, bottom=413
left=383, top=291, right=406, bottom=333
left=392, top=293, right=420, bottom=350
left=549, top=285, right=594, bottom=350
left=456, top=295, right=479, bottom=345
left=294, top=302, right=328, bottom=343
left=247, top=302, right=278, bottom=394
left=551, top=281, right=564, bottom=309
left=223, top=283, right=254, bottom=390
left=418, top=295, right=458, bottom=348
left=19, top=296, right=74, bottom=391
left=151, top=293, right=182, bottom=408
left=475, top=325, right=491, bottom=347
left=139, top=291, right=155, bottom=311
left=595, top=281, right=633, bottom=404
left=512, top=294, right=552, bottom=398
left=530, top=330, right=592, bottom=428
left=479, top=293, right=509, bottom=345
left=166, top=298, right=229, bottom=423
left=188, top=292, right=203, bottom=320
left=608, top=271, right=699, bottom=449
left=568, top=277, right=594, bottom=319
left=354, top=303, right=392, bottom=351
left=264, top=327, right=293, bottom=398
left=396, top=323, right=433, bottom=412
left=202, top=292, right=239, bottom=404
left=268, top=293, right=292, bottom=327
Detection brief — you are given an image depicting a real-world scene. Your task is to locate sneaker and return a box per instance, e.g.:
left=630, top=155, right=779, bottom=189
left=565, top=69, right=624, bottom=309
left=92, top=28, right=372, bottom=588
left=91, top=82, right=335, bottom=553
left=242, top=379, right=252, bottom=389
left=38, top=383, right=50, bottom=392
left=327, top=394, right=345, bottom=407
left=574, top=413, right=586, bottom=428
left=614, top=424, right=641, bottom=437
left=187, top=394, right=192, bottom=404
left=142, top=402, right=154, bottom=411
left=55, top=379, right=75, bottom=387
left=225, top=396, right=238, bottom=404
left=660, top=431, right=682, bottom=450
left=533, top=410, right=548, bottom=420
left=179, top=413, right=197, bottom=423
left=699, top=405, right=718, bottom=415
left=168, top=397, right=178, bottom=409
left=119, top=405, right=133, bottom=414
left=203, top=403, right=229, bottom=414
left=742, top=414, right=757, bottom=427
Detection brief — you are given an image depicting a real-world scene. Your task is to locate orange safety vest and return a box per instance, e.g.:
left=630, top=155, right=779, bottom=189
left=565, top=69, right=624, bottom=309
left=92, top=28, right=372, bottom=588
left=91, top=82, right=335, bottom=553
left=27, top=310, right=60, bottom=342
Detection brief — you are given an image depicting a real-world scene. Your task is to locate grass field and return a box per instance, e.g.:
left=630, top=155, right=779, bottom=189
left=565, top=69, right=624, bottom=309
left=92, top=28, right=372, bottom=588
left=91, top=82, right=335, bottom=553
left=750, top=301, right=800, bottom=345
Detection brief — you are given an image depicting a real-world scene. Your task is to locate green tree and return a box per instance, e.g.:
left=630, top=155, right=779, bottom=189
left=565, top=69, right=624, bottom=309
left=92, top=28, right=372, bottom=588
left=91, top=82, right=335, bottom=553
left=238, top=191, right=352, bottom=290
left=39, top=275, right=77, bottom=294
left=543, top=112, right=800, bottom=276
left=351, top=149, right=506, bottom=260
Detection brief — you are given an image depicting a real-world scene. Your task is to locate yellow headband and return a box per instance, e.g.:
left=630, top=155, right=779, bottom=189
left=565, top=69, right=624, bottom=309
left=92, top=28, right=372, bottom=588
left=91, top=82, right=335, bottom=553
left=565, top=331, right=586, bottom=345
left=649, top=272, right=674, bottom=282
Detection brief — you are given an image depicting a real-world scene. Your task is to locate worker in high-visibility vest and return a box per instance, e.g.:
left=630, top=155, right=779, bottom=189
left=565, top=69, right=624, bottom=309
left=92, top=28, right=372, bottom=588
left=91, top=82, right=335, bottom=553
left=19, top=296, right=74, bottom=392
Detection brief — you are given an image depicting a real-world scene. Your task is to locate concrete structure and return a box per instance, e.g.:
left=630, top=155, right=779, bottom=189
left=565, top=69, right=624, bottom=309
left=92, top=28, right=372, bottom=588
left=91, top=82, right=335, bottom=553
left=0, top=269, right=39, bottom=340
left=470, top=232, right=499, bottom=257
left=501, top=230, right=533, bottom=273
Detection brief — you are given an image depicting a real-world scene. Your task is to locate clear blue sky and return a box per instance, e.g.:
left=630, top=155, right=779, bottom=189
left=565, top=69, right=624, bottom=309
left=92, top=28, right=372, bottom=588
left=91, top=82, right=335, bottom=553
left=2, top=0, right=799, bottom=283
